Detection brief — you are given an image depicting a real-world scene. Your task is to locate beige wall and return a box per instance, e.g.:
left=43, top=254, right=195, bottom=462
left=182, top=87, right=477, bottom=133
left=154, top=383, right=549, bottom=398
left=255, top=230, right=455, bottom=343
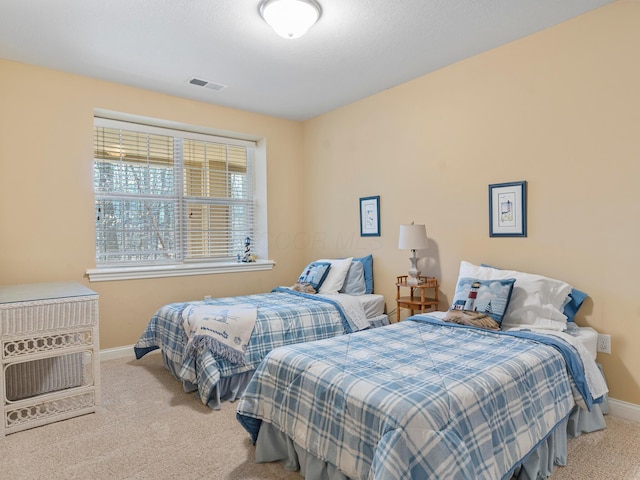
left=301, top=1, right=640, bottom=405
left=0, top=0, right=638, bottom=406
left=0, top=59, right=306, bottom=350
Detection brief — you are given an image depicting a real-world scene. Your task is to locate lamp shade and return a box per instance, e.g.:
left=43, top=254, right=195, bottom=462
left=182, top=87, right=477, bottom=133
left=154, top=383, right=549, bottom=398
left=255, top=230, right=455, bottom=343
left=398, top=223, right=428, bottom=250
left=259, top=0, right=322, bottom=39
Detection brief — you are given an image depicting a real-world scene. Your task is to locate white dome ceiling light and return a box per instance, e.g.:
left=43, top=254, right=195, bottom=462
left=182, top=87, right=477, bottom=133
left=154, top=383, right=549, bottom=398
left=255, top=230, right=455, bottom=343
left=259, top=0, right=322, bottom=39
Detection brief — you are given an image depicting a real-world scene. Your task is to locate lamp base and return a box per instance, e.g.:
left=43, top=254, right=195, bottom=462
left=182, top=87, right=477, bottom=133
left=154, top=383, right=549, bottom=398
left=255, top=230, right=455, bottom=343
left=406, top=275, right=421, bottom=285
left=407, top=253, right=421, bottom=285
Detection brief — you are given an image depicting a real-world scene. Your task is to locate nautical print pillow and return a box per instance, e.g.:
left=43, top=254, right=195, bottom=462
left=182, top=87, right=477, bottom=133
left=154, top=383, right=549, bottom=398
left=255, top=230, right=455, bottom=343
left=297, top=261, right=331, bottom=292
left=444, top=277, right=516, bottom=329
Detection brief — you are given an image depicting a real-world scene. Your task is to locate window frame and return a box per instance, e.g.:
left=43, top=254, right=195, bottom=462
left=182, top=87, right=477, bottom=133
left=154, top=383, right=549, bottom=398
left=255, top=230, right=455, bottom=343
left=86, top=111, right=272, bottom=282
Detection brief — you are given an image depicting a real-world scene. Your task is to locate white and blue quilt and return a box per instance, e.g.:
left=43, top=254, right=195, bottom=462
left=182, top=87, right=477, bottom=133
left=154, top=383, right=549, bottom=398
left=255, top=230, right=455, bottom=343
left=134, top=288, right=373, bottom=407
left=237, top=316, right=602, bottom=480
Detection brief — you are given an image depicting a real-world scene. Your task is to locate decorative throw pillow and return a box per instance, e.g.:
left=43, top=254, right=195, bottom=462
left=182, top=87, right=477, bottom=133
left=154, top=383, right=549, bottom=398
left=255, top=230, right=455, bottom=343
left=443, top=310, right=501, bottom=330
left=444, top=277, right=516, bottom=329
left=297, top=261, right=331, bottom=292
left=290, top=282, right=317, bottom=294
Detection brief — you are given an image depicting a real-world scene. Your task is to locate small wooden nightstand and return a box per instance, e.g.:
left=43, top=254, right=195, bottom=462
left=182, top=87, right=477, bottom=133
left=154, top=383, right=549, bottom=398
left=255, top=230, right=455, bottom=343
left=396, top=275, right=439, bottom=321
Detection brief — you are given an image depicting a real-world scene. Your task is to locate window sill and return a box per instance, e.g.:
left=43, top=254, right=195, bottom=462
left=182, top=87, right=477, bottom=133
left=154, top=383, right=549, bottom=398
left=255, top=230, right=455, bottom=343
left=86, top=260, right=275, bottom=282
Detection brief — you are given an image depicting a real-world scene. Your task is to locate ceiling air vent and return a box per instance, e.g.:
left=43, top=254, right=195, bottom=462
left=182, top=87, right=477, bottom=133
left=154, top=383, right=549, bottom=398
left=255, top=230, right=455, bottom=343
left=188, top=77, right=227, bottom=92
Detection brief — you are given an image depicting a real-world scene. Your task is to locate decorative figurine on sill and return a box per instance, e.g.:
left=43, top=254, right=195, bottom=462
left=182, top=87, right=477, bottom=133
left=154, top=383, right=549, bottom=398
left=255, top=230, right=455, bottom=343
left=242, top=236, right=254, bottom=262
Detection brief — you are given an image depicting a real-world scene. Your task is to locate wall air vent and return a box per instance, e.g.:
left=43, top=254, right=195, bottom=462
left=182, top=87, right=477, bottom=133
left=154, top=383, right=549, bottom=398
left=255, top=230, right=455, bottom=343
left=187, top=77, right=228, bottom=92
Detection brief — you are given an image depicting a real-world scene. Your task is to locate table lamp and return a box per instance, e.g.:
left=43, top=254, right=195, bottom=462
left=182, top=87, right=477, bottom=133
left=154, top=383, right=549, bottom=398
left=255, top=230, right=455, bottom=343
left=398, top=222, right=428, bottom=285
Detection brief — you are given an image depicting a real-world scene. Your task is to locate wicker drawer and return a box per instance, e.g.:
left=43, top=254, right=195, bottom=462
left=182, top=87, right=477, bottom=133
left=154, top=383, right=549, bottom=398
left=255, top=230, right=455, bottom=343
left=0, top=295, right=98, bottom=337
left=2, top=327, right=94, bottom=360
left=5, top=390, right=96, bottom=432
left=4, top=351, right=93, bottom=402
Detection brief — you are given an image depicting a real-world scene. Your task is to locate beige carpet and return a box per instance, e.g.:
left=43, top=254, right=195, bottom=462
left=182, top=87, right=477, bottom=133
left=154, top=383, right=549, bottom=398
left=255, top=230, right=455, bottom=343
left=1, top=353, right=639, bottom=479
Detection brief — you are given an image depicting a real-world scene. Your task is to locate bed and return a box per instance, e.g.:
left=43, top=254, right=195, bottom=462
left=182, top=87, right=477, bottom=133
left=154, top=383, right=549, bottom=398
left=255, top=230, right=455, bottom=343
left=236, top=261, right=609, bottom=479
left=134, top=256, right=389, bottom=409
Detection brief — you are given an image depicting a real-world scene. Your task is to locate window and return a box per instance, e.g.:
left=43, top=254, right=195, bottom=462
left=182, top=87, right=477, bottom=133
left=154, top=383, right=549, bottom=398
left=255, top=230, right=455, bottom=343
left=88, top=115, right=271, bottom=281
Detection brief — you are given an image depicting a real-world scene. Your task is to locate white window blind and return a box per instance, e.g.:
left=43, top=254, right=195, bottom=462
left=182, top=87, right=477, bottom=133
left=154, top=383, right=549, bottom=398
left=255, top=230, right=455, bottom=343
left=93, top=117, right=256, bottom=267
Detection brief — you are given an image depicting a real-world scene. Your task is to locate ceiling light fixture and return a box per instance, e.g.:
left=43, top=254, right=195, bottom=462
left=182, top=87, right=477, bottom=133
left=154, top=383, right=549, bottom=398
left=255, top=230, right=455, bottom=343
left=259, top=0, right=322, bottom=39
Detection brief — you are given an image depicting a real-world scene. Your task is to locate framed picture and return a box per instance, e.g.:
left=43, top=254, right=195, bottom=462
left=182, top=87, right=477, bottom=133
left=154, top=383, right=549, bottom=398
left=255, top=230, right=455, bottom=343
left=359, top=196, right=380, bottom=237
left=489, top=181, right=527, bottom=237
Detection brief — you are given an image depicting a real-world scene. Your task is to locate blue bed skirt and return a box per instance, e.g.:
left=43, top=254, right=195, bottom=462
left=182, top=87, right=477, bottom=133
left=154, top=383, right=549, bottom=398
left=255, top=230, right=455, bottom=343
left=160, top=351, right=254, bottom=409
left=251, top=399, right=608, bottom=480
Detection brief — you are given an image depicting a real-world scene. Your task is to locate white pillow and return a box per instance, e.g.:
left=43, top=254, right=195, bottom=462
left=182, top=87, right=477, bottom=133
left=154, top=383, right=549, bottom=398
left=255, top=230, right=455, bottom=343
left=458, top=261, right=572, bottom=331
left=317, top=257, right=353, bottom=294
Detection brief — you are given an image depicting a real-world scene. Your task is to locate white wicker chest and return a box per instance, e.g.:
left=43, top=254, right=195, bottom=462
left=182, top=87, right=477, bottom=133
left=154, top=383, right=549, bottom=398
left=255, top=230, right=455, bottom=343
left=0, top=282, right=100, bottom=436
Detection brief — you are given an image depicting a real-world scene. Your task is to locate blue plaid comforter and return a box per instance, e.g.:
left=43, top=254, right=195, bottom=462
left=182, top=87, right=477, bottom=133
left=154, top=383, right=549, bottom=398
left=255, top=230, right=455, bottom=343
left=134, top=289, right=365, bottom=407
left=237, top=317, right=578, bottom=480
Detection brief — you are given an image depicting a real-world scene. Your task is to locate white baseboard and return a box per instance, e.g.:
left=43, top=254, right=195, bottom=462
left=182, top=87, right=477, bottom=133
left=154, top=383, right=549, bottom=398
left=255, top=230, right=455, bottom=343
left=608, top=398, right=640, bottom=423
left=100, top=344, right=137, bottom=361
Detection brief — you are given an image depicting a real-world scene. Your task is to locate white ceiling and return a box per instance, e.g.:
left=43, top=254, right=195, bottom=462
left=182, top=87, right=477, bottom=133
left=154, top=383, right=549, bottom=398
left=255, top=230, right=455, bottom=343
left=0, top=0, right=613, bottom=121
